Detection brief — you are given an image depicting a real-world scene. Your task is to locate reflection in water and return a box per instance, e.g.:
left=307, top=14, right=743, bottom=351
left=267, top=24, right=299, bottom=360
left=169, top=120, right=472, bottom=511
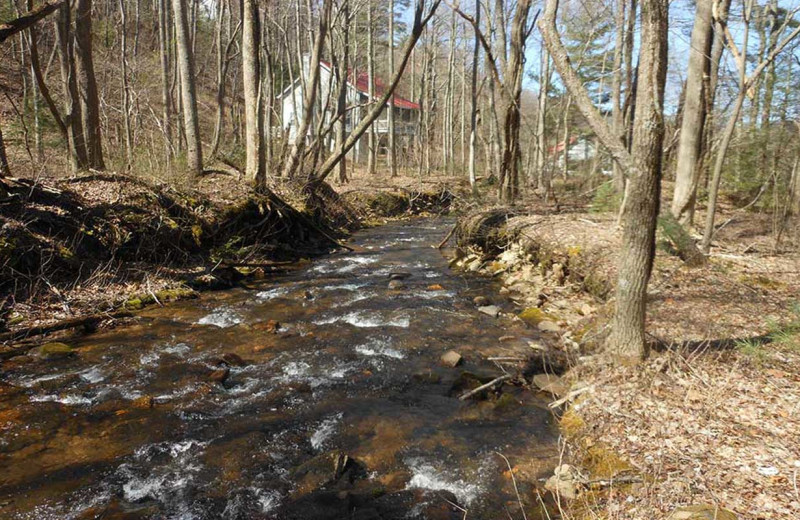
left=0, top=219, right=558, bottom=519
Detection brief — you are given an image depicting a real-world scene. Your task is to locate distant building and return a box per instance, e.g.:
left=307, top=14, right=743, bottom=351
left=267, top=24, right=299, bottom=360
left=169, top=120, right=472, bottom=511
left=549, top=136, right=596, bottom=170
left=278, top=55, right=420, bottom=160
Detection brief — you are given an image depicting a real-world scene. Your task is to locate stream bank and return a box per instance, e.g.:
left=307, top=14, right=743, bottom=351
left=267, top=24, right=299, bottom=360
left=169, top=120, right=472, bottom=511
left=451, top=207, right=800, bottom=519
left=0, top=174, right=454, bottom=346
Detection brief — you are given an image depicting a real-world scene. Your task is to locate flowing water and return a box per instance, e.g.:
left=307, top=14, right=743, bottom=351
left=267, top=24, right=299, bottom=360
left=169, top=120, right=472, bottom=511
left=0, top=219, right=559, bottom=519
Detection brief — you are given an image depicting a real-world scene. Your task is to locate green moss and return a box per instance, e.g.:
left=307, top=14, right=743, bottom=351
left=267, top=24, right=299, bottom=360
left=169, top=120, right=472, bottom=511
left=493, top=392, right=520, bottom=412
left=124, top=287, right=197, bottom=309
left=518, top=307, right=560, bottom=327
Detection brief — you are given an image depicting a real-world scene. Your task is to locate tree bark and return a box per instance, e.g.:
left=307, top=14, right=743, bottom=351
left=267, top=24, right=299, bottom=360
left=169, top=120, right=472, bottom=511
left=73, top=0, right=104, bottom=169
left=541, top=0, right=667, bottom=363
left=172, top=0, right=202, bottom=176
left=611, top=0, right=625, bottom=192
left=0, top=0, right=63, bottom=44
left=242, top=0, right=265, bottom=187
left=55, top=3, right=89, bottom=172
left=670, top=0, right=713, bottom=225
left=468, top=0, right=480, bottom=191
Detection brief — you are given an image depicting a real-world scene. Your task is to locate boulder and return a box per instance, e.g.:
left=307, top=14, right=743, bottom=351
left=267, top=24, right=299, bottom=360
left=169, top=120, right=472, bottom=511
left=388, top=272, right=412, bottom=280
left=440, top=350, right=462, bottom=368
left=477, top=305, right=501, bottom=318
left=667, top=505, right=737, bottom=520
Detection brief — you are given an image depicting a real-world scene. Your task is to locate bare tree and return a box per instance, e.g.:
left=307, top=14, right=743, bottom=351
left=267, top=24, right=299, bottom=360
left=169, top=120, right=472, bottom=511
left=282, top=0, right=332, bottom=178
left=452, top=0, right=536, bottom=202
left=74, top=0, right=104, bottom=169
left=540, top=0, right=668, bottom=362
left=172, top=0, right=203, bottom=176
left=700, top=0, right=800, bottom=253
left=242, top=0, right=265, bottom=186
left=671, top=0, right=713, bottom=225
left=467, top=0, right=480, bottom=190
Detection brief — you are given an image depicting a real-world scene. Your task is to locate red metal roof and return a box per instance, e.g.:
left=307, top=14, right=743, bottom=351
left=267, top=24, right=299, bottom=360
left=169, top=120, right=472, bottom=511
left=319, top=59, right=420, bottom=110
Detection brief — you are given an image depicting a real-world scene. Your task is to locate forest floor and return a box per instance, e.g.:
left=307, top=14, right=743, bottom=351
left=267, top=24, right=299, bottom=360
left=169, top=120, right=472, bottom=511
left=454, top=199, right=800, bottom=519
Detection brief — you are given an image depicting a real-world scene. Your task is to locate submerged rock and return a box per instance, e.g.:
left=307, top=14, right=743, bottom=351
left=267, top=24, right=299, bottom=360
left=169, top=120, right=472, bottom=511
left=28, top=342, right=76, bottom=360
left=209, top=367, right=230, bottom=383
left=388, top=272, right=412, bottom=280
left=220, top=353, right=247, bottom=367
left=472, top=296, right=491, bottom=307
left=387, top=280, right=405, bottom=290
left=440, top=350, right=462, bottom=368
left=668, top=505, right=737, bottom=520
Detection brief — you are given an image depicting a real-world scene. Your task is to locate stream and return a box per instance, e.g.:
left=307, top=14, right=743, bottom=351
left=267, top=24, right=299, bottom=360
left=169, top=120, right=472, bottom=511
left=0, top=218, right=559, bottom=519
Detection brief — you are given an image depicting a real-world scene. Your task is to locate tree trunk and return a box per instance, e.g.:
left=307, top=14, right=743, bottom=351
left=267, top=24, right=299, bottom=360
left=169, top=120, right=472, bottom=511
left=367, top=0, right=376, bottom=175
left=611, top=0, right=625, bottom=192
left=388, top=0, right=397, bottom=177
left=334, top=0, right=349, bottom=183
left=535, top=47, right=549, bottom=191
left=541, top=0, right=667, bottom=363
left=73, top=0, right=104, bottom=169
left=0, top=0, right=64, bottom=44
left=172, top=0, right=202, bottom=176
left=158, top=0, right=173, bottom=158
left=119, top=0, right=133, bottom=168
left=0, top=122, right=9, bottom=177
left=670, top=0, right=713, bottom=225
left=242, top=0, right=265, bottom=187
left=468, top=0, right=480, bottom=190
left=55, top=3, right=89, bottom=172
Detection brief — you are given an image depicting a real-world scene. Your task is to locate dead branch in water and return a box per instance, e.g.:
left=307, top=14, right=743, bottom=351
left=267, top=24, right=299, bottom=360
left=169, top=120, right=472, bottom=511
left=458, top=374, right=513, bottom=401
left=0, top=311, right=133, bottom=352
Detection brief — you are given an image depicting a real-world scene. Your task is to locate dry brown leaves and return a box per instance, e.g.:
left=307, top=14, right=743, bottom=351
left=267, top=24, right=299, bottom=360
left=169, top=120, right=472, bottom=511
left=571, top=345, right=800, bottom=519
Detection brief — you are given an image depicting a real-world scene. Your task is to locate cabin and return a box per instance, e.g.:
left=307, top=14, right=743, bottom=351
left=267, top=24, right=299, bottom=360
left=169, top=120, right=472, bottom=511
left=279, top=55, right=420, bottom=161
left=549, top=136, right=597, bottom=171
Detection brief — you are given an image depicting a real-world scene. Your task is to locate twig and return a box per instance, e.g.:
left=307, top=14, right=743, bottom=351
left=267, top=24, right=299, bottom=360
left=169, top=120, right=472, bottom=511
left=495, top=452, right=528, bottom=520
left=458, top=374, right=512, bottom=401
left=548, top=384, right=593, bottom=408
left=437, top=223, right=457, bottom=249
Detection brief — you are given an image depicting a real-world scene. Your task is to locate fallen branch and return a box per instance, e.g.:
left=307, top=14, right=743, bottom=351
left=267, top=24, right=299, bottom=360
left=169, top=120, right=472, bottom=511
left=458, top=374, right=513, bottom=401
left=548, top=384, right=594, bottom=408
left=0, top=311, right=133, bottom=351
left=437, top=223, right=457, bottom=249
left=0, top=0, right=64, bottom=44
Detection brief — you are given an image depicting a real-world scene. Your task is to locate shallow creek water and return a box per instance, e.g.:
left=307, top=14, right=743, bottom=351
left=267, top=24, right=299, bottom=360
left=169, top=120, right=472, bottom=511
left=0, top=218, right=559, bottom=519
